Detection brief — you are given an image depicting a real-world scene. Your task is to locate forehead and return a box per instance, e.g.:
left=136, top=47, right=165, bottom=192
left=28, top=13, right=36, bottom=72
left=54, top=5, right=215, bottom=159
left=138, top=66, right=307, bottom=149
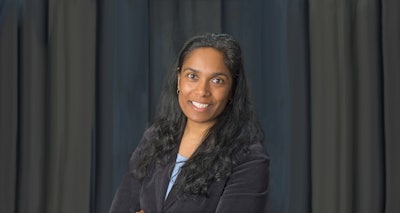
left=182, top=47, right=230, bottom=75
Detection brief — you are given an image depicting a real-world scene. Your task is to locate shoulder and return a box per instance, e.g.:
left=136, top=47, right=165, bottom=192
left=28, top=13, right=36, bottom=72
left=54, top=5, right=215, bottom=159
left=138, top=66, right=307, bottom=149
left=214, top=142, right=269, bottom=212
left=235, top=142, right=269, bottom=166
left=230, top=142, right=270, bottom=188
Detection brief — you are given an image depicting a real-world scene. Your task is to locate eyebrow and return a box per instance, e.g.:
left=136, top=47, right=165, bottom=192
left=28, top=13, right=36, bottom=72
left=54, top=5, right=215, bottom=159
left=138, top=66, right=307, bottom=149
left=183, top=67, right=231, bottom=78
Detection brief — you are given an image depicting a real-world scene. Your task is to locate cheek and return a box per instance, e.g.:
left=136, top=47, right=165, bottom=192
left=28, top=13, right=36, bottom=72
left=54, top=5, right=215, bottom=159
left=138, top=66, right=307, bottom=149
left=180, top=81, right=196, bottom=94
left=216, top=88, right=232, bottom=103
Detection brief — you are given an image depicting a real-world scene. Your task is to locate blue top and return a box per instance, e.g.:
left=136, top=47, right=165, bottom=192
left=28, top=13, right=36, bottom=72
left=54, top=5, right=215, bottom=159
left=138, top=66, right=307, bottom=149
left=165, top=153, right=188, bottom=200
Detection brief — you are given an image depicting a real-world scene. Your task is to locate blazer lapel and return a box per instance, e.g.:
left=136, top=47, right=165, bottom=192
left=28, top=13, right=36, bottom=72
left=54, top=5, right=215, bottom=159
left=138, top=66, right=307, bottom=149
left=162, top=149, right=181, bottom=212
left=156, top=152, right=178, bottom=212
left=163, top=183, right=179, bottom=211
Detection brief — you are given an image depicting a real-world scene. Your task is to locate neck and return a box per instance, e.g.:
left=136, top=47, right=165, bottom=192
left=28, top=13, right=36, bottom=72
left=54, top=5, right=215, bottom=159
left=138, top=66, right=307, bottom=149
left=184, top=120, right=214, bottom=138
left=178, top=120, right=214, bottom=158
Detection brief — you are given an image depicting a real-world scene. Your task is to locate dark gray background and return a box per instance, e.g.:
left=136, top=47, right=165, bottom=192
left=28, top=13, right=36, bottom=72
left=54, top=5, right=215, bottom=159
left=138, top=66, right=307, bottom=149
left=1, top=0, right=399, bottom=212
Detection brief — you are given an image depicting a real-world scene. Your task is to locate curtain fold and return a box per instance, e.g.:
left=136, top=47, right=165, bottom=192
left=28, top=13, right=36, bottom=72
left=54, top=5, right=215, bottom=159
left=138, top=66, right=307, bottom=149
left=16, top=0, right=48, bottom=212
left=259, top=0, right=311, bottom=212
left=0, top=0, right=96, bottom=212
left=95, top=0, right=150, bottom=212
left=309, top=2, right=345, bottom=210
left=309, top=0, right=398, bottom=212
left=0, top=2, right=18, bottom=213
left=353, top=1, right=384, bottom=212
left=382, top=1, right=400, bottom=212
left=45, top=0, right=96, bottom=212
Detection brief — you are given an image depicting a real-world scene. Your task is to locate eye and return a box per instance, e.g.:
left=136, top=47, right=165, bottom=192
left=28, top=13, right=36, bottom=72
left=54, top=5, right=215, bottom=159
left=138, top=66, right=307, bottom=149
left=212, top=78, right=224, bottom=84
left=187, top=73, right=197, bottom=79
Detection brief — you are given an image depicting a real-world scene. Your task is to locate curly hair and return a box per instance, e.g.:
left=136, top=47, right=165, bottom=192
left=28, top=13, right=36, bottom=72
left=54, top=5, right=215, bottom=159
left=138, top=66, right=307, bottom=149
left=133, top=33, right=264, bottom=197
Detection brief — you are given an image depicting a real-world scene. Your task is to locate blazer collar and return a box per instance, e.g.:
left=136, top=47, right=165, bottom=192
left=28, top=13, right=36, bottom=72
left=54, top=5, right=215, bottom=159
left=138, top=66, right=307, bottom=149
left=162, top=149, right=181, bottom=211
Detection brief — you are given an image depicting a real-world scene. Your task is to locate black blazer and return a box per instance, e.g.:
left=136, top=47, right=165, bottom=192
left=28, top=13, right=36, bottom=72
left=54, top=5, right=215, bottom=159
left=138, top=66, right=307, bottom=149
left=109, top=134, right=270, bottom=213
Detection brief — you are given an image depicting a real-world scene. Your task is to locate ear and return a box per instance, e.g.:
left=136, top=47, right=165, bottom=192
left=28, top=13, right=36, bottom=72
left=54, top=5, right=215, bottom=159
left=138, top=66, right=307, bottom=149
left=228, top=96, right=233, bottom=104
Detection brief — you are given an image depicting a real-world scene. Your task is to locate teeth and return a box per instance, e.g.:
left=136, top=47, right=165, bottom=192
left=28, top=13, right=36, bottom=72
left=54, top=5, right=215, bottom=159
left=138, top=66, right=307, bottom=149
left=192, top=101, right=209, bottom=109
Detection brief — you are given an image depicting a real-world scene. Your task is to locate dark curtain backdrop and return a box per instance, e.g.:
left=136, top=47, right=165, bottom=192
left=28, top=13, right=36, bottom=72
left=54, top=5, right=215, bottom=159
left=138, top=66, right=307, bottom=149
left=0, top=0, right=399, bottom=213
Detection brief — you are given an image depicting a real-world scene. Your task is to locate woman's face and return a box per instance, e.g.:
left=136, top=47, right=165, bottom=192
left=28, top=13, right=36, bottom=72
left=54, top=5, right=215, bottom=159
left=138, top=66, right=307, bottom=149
left=178, top=47, right=232, bottom=128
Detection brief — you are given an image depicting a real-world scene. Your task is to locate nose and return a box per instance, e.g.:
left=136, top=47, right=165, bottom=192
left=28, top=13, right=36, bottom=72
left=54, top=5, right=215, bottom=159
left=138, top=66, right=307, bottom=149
left=195, top=80, right=211, bottom=97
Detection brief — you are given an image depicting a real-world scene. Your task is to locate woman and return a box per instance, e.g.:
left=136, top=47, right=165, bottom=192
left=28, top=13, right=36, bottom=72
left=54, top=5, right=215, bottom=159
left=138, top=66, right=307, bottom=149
left=109, top=33, right=269, bottom=213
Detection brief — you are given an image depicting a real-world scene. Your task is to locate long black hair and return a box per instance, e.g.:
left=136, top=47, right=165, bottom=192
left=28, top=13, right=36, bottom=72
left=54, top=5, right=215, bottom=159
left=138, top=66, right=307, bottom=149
left=134, top=33, right=264, bottom=197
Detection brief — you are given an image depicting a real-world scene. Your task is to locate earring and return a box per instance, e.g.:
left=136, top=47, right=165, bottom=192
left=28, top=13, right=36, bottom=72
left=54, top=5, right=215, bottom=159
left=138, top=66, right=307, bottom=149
left=177, top=89, right=180, bottom=94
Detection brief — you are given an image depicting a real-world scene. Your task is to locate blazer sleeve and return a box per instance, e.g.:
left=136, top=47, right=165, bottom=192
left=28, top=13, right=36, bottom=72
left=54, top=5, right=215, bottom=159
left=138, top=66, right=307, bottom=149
left=215, top=143, right=270, bottom=213
left=109, top=134, right=149, bottom=213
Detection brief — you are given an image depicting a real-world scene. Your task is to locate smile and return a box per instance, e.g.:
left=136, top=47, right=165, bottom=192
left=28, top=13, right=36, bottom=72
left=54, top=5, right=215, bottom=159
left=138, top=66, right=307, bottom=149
left=192, top=101, right=209, bottom=109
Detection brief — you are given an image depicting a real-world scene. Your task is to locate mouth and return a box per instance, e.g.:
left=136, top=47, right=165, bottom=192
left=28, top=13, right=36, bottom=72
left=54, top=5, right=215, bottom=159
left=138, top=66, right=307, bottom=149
left=191, top=101, right=210, bottom=109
